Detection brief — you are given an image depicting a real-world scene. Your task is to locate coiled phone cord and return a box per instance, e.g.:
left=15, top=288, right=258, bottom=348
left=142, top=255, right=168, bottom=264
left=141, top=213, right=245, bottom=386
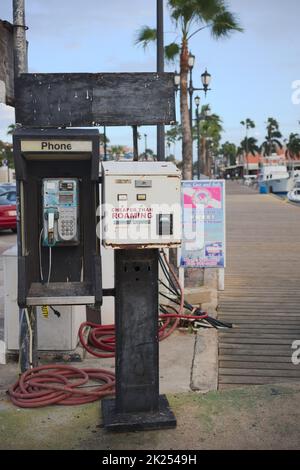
left=39, top=228, right=52, bottom=284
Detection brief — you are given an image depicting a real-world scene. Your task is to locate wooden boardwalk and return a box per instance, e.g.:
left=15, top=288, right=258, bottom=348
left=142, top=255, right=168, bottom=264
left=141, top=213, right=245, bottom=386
left=218, top=182, right=300, bottom=388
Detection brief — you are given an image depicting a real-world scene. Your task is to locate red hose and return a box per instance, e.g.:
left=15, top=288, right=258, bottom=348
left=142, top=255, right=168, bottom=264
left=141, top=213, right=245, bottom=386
left=79, top=316, right=208, bottom=356
left=78, top=322, right=115, bottom=358
left=158, top=250, right=184, bottom=340
left=9, top=253, right=204, bottom=408
left=8, top=364, right=115, bottom=408
left=79, top=251, right=208, bottom=355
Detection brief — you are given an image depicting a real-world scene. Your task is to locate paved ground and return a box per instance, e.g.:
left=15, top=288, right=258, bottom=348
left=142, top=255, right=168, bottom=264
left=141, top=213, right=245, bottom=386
left=0, top=232, right=16, bottom=341
left=218, top=182, right=300, bottom=388
left=2, top=188, right=300, bottom=449
left=1, top=382, right=300, bottom=449
left=0, top=231, right=16, bottom=257
left=0, top=329, right=195, bottom=393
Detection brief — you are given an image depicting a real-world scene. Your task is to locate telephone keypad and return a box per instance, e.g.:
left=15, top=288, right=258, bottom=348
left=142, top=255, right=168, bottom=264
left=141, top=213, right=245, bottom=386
left=59, top=216, right=76, bottom=239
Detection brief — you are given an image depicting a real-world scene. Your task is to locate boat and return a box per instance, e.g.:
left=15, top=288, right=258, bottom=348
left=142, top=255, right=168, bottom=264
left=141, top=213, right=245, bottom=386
left=287, top=187, right=300, bottom=203
left=287, top=178, right=300, bottom=202
left=258, top=155, right=300, bottom=194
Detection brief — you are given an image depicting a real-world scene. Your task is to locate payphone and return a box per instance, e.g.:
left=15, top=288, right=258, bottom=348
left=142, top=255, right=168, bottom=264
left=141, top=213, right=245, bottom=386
left=42, top=178, right=80, bottom=247
left=13, top=128, right=101, bottom=307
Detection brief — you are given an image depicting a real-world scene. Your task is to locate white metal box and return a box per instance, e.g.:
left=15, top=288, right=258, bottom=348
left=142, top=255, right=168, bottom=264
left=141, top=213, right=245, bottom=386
left=3, top=245, right=86, bottom=351
left=101, top=162, right=181, bottom=248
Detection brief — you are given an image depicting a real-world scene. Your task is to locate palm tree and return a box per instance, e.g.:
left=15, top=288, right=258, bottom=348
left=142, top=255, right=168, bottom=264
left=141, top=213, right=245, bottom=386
left=165, top=123, right=182, bottom=157
left=239, top=136, right=259, bottom=155
left=0, top=140, right=14, bottom=168
left=240, top=118, right=255, bottom=175
left=237, top=136, right=259, bottom=173
left=197, top=105, right=223, bottom=176
left=7, top=123, right=16, bottom=136
left=99, top=133, right=109, bottom=145
left=141, top=148, right=155, bottom=161
left=99, top=133, right=110, bottom=160
left=135, top=0, right=242, bottom=179
left=110, top=145, right=126, bottom=161
left=285, top=133, right=300, bottom=160
left=220, top=141, right=237, bottom=166
left=260, top=118, right=283, bottom=157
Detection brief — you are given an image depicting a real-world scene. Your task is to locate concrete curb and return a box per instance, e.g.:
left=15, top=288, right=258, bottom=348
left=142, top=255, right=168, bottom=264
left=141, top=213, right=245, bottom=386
left=190, top=328, right=218, bottom=393
left=0, top=340, right=6, bottom=365
left=185, top=287, right=218, bottom=317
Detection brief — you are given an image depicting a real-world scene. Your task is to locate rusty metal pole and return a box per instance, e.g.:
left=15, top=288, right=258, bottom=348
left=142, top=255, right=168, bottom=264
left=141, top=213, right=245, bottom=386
left=13, top=0, right=34, bottom=372
left=156, top=0, right=165, bottom=161
left=13, top=0, right=28, bottom=76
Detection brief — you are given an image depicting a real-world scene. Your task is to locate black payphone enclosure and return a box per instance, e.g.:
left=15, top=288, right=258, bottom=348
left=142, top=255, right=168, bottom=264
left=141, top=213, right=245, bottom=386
left=13, top=128, right=101, bottom=308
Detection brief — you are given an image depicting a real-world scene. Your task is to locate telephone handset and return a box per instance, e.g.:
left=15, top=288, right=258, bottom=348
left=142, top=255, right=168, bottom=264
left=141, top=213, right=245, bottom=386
left=42, top=178, right=80, bottom=247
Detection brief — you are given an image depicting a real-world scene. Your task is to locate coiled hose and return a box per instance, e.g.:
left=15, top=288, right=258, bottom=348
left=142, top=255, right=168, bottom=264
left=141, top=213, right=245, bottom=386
left=9, top=251, right=231, bottom=407
left=8, top=364, right=115, bottom=408
left=79, top=250, right=231, bottom=357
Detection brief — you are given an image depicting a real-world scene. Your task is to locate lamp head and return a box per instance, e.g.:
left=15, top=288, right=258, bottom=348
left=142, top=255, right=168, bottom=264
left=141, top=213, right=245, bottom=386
left=188, top=52, right=195, bottom=69
left=174, top=70, right=180, bottom=88
left=201, top=69, right=212, bottom=94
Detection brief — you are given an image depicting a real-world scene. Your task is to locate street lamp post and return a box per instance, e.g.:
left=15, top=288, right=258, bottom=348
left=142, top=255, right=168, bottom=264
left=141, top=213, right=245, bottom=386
left=174, top=70, right=180, bottom=93
left=174, top=60, right=212, bottom=131
left=103, top=126, right=107, bottom=161
left=194, top=97, right=211, bottom=179
left=183, top=53, right=212, bottom=166
left=195, top=96, right=201, bottom=179
left=188, top=55, right=212, bottom=134
left=188, top=53, right=195, bottom=131
left=144, top=133, right=148, bottom=160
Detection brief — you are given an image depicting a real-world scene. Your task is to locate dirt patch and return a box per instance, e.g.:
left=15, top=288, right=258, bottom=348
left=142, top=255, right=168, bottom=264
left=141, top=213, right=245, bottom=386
left=1, top=384, right=300, bottom=450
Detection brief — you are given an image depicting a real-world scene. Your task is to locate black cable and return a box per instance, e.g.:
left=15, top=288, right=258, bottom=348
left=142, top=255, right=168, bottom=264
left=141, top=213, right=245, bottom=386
left=50, top=306, right=61, bottom=318
left=160, top=284, right=199, bottom=313
left=158, top=253, right=180, bottom=295
left=159, top=250, right=232, bottom=330
left=160, top=304, right=178, bottom=315
left=159, top=260, right=179, bottom=296
left=159, top=279, right=178, bottom=298
left=159, top=291, right=181, bottom=306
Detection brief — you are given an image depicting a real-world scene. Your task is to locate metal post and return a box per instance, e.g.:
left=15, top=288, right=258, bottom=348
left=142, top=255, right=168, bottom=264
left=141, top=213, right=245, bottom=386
left=246, top=127, right=249, bottom=176
left=13, top=0, right=28, bottom=76
left=133, top=125, right=139, bottom=161
left=144, top=133, right=147, bottom=158
left=13, top=0, right=35, bottom=372
left=102, top=250, right=176, bottom=431
left=103, top=126, right=107, bottom=161
left=196, top=106, right=201, bottom=179
left=156, top=0, right=165, bottom=161
left=189, top=68, right=193, bottom=134
left=189, top=68, right=194, bottom=168
left=19, top=307, right=38, bottom=372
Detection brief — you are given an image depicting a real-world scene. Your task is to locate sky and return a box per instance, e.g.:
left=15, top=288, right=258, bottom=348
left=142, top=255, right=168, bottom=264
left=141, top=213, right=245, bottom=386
left=1, top=0, right=300, bottom=160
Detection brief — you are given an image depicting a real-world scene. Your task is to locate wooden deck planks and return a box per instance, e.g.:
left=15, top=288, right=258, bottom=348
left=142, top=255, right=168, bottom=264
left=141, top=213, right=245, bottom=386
left=218, top=182, right=300, bottom=388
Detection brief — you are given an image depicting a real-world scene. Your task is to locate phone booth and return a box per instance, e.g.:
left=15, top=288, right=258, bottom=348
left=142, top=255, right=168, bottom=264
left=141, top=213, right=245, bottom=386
left=13, top=128, right=101, bottom=308
left=12, top=71, right=178, bottom=430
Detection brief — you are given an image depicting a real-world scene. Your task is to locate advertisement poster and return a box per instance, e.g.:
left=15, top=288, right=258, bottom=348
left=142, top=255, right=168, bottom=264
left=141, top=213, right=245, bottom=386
left=180, top=180, right=225, bottom=268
